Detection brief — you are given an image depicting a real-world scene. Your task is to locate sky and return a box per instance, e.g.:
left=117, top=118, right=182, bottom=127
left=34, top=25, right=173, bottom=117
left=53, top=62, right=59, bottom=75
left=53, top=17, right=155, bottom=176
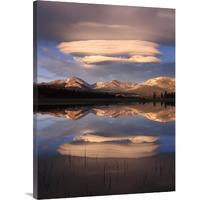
left=35, top=1, right=175, bottom=84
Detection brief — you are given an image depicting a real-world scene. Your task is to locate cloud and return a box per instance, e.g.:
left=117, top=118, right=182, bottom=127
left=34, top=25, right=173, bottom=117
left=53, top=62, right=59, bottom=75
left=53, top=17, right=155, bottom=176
left=58, top=40, right=161, bottom=57
left=57, top=40, right=162, bottom=64
left=38, top=52, right=175, bottom=83
left=76, top=55, right=161, bottom=64
left=72, top=21, right=127, bottom=29
left=37, top=39, right=174, bottom=84
left=37, top=1, right=175, bottom=45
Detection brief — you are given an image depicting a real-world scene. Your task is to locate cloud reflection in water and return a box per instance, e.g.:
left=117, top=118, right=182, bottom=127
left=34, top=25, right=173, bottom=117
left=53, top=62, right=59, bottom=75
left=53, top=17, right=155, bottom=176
left=57, top=134, right=161, bottom=159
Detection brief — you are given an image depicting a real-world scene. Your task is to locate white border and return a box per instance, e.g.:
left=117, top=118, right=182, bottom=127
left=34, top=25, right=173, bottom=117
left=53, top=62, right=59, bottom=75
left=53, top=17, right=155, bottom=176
left=1, top=0, right=200, bottom=200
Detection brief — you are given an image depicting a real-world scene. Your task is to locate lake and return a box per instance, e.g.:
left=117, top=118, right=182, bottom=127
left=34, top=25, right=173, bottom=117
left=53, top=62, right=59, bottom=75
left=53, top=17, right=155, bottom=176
left=34, top=102, right=175, bottom=199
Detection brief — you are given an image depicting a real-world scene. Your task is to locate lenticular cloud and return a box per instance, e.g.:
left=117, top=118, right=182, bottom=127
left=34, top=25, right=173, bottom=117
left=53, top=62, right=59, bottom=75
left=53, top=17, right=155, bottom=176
left=57, top=40, right=162, bottom=64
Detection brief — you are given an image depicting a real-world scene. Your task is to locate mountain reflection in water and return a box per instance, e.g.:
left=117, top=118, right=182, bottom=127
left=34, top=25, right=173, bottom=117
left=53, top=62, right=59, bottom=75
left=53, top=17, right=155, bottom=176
left=35, top=102, right=175, bottom=198
left=37, top=102, right=175, bottom=122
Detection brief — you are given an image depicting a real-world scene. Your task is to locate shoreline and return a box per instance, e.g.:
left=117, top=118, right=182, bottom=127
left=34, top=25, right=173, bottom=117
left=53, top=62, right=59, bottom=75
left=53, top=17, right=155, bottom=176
left=35, top=98, right=175, bottom=106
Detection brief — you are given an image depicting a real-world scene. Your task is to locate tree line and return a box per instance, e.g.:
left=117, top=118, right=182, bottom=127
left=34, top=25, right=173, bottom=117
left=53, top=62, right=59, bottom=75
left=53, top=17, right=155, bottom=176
left=35, top=85, right=122, bottom=99
left=153, top=91, right=175, bottom=99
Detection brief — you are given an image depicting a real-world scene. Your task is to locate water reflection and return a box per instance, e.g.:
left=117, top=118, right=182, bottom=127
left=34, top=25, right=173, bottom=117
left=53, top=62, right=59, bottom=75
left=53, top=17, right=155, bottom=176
left=37, top=102, right=175, bottom=122
left=58, top=135, right=161, bottom=159
left=75, top=134, right=161, bottom=143
left=35, top=103, right=175, bottom=156
left=35, top=102, right=175, bottom=198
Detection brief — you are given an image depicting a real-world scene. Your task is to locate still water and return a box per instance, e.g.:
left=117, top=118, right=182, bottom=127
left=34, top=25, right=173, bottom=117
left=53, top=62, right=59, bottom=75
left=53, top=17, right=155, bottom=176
left=34, top=102, right=175, bottom=199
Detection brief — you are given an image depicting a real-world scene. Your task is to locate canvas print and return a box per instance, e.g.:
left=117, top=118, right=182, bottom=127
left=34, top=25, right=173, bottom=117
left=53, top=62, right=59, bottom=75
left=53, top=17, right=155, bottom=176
left=33, top=1, right=175, bottom=199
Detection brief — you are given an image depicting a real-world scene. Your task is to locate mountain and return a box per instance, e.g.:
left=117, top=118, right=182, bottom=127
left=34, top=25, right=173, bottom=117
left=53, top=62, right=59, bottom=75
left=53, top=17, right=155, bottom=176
left=40, top=76, right=175, bottom=97
left=92, top=80, right=138, bottom=92
left=129, top=77, right=175, bottom=96
left=43, top=77, right=92, bottom=91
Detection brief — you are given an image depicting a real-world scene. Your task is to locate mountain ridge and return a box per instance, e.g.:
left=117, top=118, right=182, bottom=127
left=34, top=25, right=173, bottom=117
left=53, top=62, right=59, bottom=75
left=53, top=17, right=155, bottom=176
left=40, top=76, right=175, bottom=97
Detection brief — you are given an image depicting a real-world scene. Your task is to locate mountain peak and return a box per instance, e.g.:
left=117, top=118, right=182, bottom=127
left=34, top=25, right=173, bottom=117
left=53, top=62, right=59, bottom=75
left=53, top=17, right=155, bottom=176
left=68, top=76, right=84, bottom=81
left=111, top=80, right=121, bottom=83
left=142, top=77, right=175, bottom=85
left=41, top=76, right=175, bottom=97
left=69, top=76, right=80, bottom=79
left=64, top=76, right=91, bottom=89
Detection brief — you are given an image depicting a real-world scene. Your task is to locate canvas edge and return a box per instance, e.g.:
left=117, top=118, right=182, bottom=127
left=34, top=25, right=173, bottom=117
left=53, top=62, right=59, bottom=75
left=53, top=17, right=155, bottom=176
left=33, top=1, right=38, bottom=199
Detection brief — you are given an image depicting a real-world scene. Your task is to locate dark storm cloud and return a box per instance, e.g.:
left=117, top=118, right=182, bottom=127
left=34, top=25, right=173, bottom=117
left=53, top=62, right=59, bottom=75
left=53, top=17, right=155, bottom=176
left=36, top=1, right=175, bottom=45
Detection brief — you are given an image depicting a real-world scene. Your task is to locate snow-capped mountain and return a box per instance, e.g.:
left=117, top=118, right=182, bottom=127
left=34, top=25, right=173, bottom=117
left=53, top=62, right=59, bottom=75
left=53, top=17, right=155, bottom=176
left=43, top=77, right=92, bottom=91
left=92, top=80, right=138, bottom=92
left=127, top=77, right=175, bottom=96
left=40, top=76, right=175, bottom=96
